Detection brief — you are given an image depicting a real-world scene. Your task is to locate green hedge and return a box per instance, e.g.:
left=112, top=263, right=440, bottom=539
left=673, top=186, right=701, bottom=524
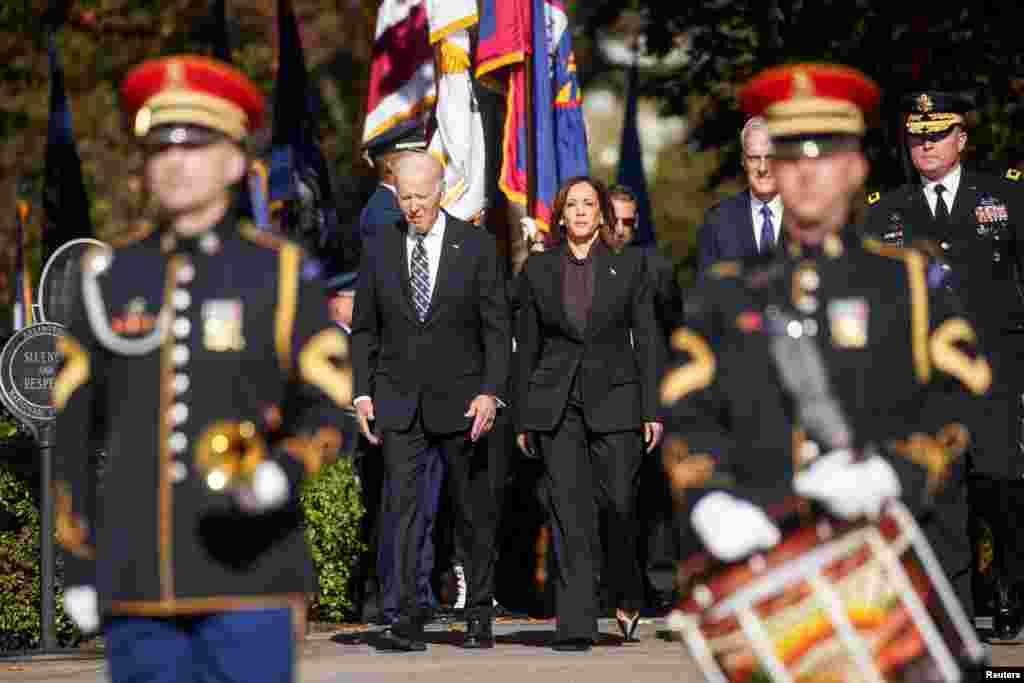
left=0, top=462, right=80, bottom=651
left=0, top=449, right=365, bottom=650
left=301, top=456, right=366, bottom=624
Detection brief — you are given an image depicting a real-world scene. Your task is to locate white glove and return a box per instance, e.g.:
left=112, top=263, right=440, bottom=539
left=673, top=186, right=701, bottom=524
left=793, top=449, right=902, bottom=520
left=63, top=585, right=100, bottom=634
left=520, top=217, right=538, bottom=243
left=690, top=492, right=781, bottom=562
left=234, top=461, right=290, bottom=514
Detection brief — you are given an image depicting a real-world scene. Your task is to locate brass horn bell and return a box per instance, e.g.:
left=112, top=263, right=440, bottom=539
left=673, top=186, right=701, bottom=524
left=194, top=420, right=268, bottom=493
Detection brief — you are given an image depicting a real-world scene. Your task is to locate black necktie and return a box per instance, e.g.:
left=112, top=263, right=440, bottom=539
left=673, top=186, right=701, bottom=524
left=759, top=204, right=775, bottom=254
left=933, top=184, right=950, bottom=224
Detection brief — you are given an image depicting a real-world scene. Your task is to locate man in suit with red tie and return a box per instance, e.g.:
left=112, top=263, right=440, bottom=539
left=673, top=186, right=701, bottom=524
left=697, top=116, right=784, bottom=275
left=351, top=152, right=511, bottom=651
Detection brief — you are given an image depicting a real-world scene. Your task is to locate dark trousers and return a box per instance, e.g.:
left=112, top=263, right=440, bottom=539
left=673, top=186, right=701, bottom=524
left=382, top=408, right=498, bottom=624
left=536, top=402, right=644, bottom=641
left=919, top=474, right=973, bottom=620
left=105, top=609, right=294, bottom=683
left=378, top=446, right=444, bottom=624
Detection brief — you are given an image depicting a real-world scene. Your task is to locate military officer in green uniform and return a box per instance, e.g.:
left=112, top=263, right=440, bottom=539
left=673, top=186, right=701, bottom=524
left=661, top=65, right=992, bottom=628
left=51, top=55, right=353, bottom=683
left=863, top=91, right=1024, bottom=639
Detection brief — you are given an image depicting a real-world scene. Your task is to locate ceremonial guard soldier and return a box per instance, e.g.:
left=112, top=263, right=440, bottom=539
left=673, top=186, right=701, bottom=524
left=661, top=65, right=992, bottom=625
left=51, top=55, right=353, bottom=683
left=863, top=91, right=1024, bottom=639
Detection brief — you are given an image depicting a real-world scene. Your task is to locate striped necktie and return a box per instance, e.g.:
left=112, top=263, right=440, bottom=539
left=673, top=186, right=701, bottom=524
left=411, top=233, right=431, bottom=321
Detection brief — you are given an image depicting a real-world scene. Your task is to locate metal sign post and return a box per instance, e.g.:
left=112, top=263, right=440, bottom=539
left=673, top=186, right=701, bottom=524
left=0, top=322, right=64, bottom=651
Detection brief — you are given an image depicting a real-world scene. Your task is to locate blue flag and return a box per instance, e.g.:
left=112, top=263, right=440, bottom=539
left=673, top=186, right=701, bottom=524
left=531, top=0, right=588, bottom=233
left=269, top=0, right=337, bottom=267
left=616, top=59, right=655, bottom=246
left=43, top=29, right=92, bottom=266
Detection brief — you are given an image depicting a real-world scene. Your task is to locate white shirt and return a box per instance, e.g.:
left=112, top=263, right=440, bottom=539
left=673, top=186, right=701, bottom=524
left=750, top=192, right=783, bottom=248
left=406, top=211, right=446, bottom=300
left=920, top=164, right=962, bottom=217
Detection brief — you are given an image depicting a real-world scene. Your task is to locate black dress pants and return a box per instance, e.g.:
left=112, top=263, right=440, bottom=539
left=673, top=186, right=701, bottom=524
left=382, top=407, right=497, bottom=625
left=536, top=401, right=644, bottom=641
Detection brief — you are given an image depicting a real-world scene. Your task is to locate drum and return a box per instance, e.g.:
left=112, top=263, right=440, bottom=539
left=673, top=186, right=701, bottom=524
left=668, top=500, right=985, bottom=682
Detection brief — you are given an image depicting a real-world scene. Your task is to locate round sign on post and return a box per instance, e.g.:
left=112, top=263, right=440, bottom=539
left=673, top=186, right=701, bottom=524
left=0, top=321, right=65, bottom=652
left=0, top=321, right=64, bottom=432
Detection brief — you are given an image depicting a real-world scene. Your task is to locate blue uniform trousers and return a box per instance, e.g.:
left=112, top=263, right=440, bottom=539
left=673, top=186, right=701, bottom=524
left=105, top=608, right=294, bottom=683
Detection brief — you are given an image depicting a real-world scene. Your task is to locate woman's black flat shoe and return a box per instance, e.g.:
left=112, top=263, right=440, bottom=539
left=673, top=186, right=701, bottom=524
left=616, top=611, right=641, bottom=642
left=551, top=638, right=592, bottom=652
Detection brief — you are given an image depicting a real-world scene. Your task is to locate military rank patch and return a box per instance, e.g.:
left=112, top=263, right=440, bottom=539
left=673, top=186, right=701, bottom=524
left=827, top=298, right=869, bottom=349
left=1008, top=168, right=1021, bottom=182
left=867, top=191, right=881, bottom=205
left=202, top=300, right=246, bottom=351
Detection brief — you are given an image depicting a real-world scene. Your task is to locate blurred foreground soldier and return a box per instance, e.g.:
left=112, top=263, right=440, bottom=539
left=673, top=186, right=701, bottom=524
left=662, top=64, right=991, bottom=624
left=52, top=56, right=353, bottom=683
left=863, top=91, right=1024, bottom=638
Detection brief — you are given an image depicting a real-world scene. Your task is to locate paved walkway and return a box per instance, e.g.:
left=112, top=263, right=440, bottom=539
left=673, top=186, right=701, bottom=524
left=2, top=619, right=1024, bottom=682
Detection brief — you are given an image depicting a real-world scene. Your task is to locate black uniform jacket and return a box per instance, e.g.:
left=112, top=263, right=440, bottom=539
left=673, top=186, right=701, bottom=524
left=661, top=231, right=991, bottom=519
left=515, top=241, right=661, bottom=434
left=351, top=211, right=511, bottom=434
left=862, top=168, right=1024, bottom=477
left=52, top=213, right=353, bottom=617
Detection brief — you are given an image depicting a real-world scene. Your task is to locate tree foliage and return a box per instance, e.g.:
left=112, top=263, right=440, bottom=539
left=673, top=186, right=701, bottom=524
left=630, top=1, right=1024, bottom=189
left=1, top=0, right=377, bottom=319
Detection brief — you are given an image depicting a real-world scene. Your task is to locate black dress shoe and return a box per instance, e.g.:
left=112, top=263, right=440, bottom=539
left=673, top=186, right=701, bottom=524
left=374, top=627, right=427, bottom=652
left=992, top=580, right=1022, bottom=642
left=462, top=617, right=495, bottom=649
left=551, top=638, right=592, bottom=652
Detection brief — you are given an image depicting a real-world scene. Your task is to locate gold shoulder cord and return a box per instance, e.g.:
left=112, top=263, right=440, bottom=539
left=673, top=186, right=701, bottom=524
left=52, top=336, right=90, bottom=411
left=862, top=241, right=930, bottom=384
left=928, top=318, right=992, bottom=395
left=660, top=328, right=716, bottom=405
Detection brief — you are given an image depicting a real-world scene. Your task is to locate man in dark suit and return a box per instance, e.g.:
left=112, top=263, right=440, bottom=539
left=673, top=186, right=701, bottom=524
left=352, top=152, right=511, bottom=651
left=357, top=125, right=447, bottom=626
left=608, top=184, right=683, bottom=344
left=606, top=184, right=682, bottom=609
left=862, top=91, right=1024, bottom=639
left=697, top=116, right=783, bottom=275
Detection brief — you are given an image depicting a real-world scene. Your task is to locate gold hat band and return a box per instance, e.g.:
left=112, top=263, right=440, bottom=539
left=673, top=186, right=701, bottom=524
left=765, top=96, right=866, bottom=138
left=135, top=89, right=249, bottom=141
left=906, top=112, right=964, bottom=135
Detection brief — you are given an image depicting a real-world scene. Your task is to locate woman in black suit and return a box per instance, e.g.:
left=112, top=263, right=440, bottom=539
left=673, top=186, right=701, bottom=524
left=515, top=176, right=663, bottom=651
